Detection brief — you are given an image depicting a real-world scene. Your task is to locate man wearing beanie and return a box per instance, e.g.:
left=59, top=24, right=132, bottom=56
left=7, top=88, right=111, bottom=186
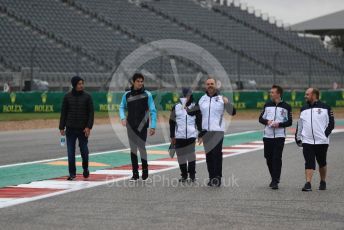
left=59, top=76, right=94, bottom=180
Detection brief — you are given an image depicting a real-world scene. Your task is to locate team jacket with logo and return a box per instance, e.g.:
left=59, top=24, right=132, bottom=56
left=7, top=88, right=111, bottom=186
left=259, top=100, right=292, bottom=138
left=169, top=98, right=202, bottom=139
left=187, top=92, right=236, bottom=134
left=119, top=87, right=157, bottom=129
left=295, top=101, right=335, bottom=145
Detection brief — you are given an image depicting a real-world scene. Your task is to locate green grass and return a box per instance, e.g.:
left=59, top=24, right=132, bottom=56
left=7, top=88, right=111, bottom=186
left=0, top=112, right=110, bottom=121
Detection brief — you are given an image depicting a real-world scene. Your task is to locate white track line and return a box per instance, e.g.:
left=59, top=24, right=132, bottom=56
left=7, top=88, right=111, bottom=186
left=0, top=198, right=17, bottom=202
left=250, top=141, right=264, bottom=144
left=147, top=161, right=179, bottom=166
left=15, top=180, right=103, bottom=190
left=92, top=170, right=132, bottom=175
left=231, top=144, right=263, bottom=148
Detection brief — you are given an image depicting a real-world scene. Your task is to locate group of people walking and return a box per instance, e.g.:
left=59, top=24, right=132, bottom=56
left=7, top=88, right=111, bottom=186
left=59, top=74, right=335, bottom=190
left=259, top=85, right=335, bottom=191
left=169, top=77, right=236, bottom=186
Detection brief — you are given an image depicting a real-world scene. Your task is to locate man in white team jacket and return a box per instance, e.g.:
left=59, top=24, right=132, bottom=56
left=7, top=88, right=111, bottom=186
left=187, top=77, right=236, bottom=187
left=259, top=85, right=292, bottom=190
left=295, top=88, right=335, bottom=191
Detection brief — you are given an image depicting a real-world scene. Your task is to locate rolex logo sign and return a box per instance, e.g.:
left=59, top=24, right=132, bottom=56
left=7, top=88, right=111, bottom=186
left=335, top=90, right=344, bottom=106
left=2, top=92, right=23, bottom=112
left=107, top=92, right=113, bottom=104
left=288, top=90, right=303, bottom=108
left=234, top=92, right=240, bottom=102
left=164, top=93, right=178, bottom=111
left=233, top=92, right=246, bottom=109
left=99, top=92, right=118, bottom=112
left=34, top=92, right=54, bottom=112
left=291, top=90, right=296, bottom=101
left=10, top=92, right=16, bottom=104
left=41, top=92, right=47, bottom=104
left=256, top=91, right=269, bottom=108
left=172, top=93, right=179, bottom=103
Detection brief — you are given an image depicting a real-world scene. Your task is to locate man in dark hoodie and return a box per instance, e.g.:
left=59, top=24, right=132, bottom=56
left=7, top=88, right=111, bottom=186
left=59, top=76, right=94, bottom=180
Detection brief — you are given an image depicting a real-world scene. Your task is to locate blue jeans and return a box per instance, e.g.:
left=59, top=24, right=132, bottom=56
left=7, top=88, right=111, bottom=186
left=66, top=128, right=89, bottom=177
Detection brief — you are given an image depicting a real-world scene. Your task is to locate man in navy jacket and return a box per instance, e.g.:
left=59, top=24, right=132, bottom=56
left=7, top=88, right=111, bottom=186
left=119, top=73, right=157, bottom=182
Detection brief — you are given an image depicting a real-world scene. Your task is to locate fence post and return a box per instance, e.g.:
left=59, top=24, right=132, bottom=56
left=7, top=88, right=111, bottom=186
left=237, top=51, right=241, bottom=89
left=159, top=55, right=164, bottom=89
left=75, top=46, right=80, bottom=76
left=30, top=45, right=37, bottom=91
left=273, top=51, right=279, bottom=85
left=308, top=54, right=312, bottom=88
left=341, top=53, right=344, bottom=88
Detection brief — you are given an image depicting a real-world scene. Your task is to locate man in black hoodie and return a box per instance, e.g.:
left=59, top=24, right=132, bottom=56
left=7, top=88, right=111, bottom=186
left=59, top=76, right=94, bottom=180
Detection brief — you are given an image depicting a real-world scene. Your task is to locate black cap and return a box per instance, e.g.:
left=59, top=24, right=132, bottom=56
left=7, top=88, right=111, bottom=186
left=71, top=76, right=84, bottom=88
left=182, top=87, right=192, bottom=97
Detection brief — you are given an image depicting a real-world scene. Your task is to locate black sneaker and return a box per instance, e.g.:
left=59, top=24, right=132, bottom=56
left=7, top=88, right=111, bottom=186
left=129, top=174, right=139, bottom=182
left=189, top=173, right=196, bottom=181
left=319, top=181, right=326, bottom=190
left=142, top=169, right=149, bottom=181
left=207, top=181, right=213, bottom=187
left=270, top=182, right=279, bottom=190
left=189, top=176, right=196, bottom=183
left=211, top=177, right=221, bottom=187
left=67, top=176, right=76, bottom=181
left=269, top=181, right=273, bottom=188
left=302, top=182, right=312, bottom=192
left=179, top=177, right=187, bottom=183
left=83, top=169, right=90, bottom=178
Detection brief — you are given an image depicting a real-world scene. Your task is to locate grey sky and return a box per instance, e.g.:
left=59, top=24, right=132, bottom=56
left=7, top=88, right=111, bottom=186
left=241, top=0, right=344, bottom=25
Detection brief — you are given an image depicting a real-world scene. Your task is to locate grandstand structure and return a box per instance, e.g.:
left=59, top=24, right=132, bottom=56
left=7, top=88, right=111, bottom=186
left=0, top=0, right=343, bottom=91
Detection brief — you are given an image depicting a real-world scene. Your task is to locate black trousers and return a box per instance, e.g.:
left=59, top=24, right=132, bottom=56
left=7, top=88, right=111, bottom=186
left=302, top=143, right=328, bottom=170
left=263, top=137, right=285, bottom=183
left=175, top=138, right=196, bottom=177
left=203, top=131, right=224, bottom=180
left=127, top=125, right=148, bottom=174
